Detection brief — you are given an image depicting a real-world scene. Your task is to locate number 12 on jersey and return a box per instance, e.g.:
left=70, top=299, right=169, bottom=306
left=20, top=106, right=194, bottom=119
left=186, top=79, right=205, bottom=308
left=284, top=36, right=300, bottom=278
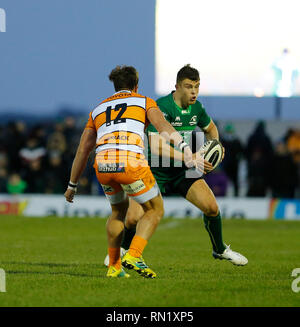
left=105, top=103, right=127, bottom=126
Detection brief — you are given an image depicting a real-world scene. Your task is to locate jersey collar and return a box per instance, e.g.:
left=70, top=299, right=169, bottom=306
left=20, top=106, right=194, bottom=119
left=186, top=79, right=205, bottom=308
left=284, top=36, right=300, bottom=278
left=114, top=90, right=132, bottom=95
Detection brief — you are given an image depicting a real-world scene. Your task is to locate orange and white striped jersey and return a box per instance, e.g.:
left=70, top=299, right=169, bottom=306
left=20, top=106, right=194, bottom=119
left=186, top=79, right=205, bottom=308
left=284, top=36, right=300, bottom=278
left=85, top=90, right=159, bottom=154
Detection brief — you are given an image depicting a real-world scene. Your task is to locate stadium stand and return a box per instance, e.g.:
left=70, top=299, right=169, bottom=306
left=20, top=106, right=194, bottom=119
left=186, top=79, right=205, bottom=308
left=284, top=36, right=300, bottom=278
left=0, top=116, right=299, bottom=198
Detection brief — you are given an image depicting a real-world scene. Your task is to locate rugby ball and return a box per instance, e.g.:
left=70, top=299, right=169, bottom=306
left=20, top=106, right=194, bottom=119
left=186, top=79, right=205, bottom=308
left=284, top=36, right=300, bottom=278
left=199, top=139, right=223, bottom=171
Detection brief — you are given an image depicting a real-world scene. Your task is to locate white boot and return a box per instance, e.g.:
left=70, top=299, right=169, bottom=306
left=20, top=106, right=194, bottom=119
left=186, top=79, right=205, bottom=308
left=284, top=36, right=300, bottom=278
left=213, top=245, right=248, bottom=266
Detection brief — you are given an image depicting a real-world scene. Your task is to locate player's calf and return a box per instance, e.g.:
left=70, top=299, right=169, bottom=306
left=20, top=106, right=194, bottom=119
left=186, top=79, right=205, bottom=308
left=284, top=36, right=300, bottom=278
left=121, top=195, right=163, bottom=278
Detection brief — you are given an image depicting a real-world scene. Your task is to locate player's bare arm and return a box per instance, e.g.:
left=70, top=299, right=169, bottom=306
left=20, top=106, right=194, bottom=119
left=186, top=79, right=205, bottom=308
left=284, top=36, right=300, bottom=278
left=148, top=133, right=212, bottom=174
left=202, top=119, right=225, bottom=163
left=147, top=107, right=186, bottom=146
left=64, top=128, right=97, bottom=203
left=149, top=133, right=185, bottom=161
left=147, top=107, right=196, bottom=167
left=202, top=120, right=219, bottom=141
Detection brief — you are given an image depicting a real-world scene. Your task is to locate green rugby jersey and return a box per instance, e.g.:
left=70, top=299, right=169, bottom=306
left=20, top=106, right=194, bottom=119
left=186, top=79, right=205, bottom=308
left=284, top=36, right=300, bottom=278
left=147, top=92, right=211, bottom=175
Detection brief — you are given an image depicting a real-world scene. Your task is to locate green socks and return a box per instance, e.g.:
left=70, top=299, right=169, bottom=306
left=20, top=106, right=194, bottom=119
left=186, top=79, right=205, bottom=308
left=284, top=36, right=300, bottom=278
left=121, top=226, right=136, bottom=250
left=121, top=216, right=226, bottom=255
left=203, top=213, right=226, bottom=254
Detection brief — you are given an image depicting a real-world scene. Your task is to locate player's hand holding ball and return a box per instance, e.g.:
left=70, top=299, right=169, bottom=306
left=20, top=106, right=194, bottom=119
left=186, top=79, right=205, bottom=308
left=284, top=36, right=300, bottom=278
left=193, top=151, right=213, bottom=174
left=197, top=139, right=224, bottom=174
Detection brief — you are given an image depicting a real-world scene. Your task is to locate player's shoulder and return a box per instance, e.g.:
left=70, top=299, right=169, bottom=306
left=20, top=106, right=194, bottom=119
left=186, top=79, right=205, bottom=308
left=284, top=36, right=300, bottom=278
left=131, top=91, right=147, bottom=99
left=156, top=92, right=173, bottom=106
left=156, top=93, right=174, bottom=116
left=92, top=93, right=117, bottom=110
left=90, top=93, right=120, bottom=118
left=131, top=92, right=159, bottom=109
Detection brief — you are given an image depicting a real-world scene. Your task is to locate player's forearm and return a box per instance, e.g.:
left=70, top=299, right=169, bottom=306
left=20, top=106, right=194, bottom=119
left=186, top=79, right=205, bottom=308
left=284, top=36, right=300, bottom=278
left=162, top=143, right=184, bottom=161
left=151, top=137, right=183, bottom=161
left=68, top=128, right=96, bottom=184
left=69, top=150, right=90, bottom=184
left=156, top=120, right=184, bottom=148
left=147, top=109, right=191, bottom=161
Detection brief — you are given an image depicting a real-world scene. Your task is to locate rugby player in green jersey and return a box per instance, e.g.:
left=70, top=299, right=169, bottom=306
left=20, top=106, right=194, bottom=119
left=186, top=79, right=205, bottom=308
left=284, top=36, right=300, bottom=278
left=105, top=65, right=248, bottom=267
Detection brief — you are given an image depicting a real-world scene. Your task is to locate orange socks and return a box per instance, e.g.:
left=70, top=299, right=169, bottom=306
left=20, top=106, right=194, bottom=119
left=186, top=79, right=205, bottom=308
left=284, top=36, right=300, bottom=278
left=129, top=235, right=148, bottom=258
left=108, top=247, right=121, bottom=270
left=108, top=236, right=148, bottom=268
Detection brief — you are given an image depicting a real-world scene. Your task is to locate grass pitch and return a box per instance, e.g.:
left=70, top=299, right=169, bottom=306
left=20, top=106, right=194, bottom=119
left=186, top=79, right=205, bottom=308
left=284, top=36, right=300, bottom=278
left=0, top=215, right=299, bottom=307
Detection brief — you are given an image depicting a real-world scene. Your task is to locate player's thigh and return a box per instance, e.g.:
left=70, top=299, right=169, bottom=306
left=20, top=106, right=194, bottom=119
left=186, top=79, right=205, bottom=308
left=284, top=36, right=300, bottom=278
left=110, top=197, right=129, bottom=218
left=185, top=179, right=219, bottom=217
left=95, top=171, right=129, bottom=220
left=94, top=162, right=127, bottom=205
left=123, top=164, right=160, bottom=205
left=140, top=193, right=164, bottom=218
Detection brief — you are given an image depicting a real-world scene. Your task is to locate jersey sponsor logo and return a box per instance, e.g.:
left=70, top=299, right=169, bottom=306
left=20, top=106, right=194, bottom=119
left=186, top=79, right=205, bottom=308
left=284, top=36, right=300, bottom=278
left=189, top=115, right=197, bottom=125
left=102, top=184, right=114, bottom=193
left=121, top=180, right=146, bottom=194
left=171, top=116, right=182, bottom=127
left=105, top=135, right=129, bottom=141
left=98, top=163, right=125, bottom=173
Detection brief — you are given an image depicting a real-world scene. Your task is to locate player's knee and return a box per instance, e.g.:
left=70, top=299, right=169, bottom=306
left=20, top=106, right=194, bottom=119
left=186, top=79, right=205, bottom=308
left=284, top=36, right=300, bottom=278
left=150, top=209, right=163, bottom=226
left=141, top=195, right=164, bottom=224
left=155, top=207, right=164, bottom=224
left=154, top=202, right=164, bottom=226
left=145, top=206, right=164, bottom=225
left=203, top=202, right=219, bottom=217
left=106, top=217, right=125, bottom=238
left=125, top=213, right=138, bottom=229
left=153, top=198, right=164, bottom=220
left=154, top=206, right=164, bottom=222
left=125, top=201, right=144, bottom=228
left=111, top=199, right=129, bottom=217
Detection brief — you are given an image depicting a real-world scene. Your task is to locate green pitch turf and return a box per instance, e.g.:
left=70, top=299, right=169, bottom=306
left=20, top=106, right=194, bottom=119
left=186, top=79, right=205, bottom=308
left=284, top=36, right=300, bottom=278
left=0, top=215, right=299, bottom=307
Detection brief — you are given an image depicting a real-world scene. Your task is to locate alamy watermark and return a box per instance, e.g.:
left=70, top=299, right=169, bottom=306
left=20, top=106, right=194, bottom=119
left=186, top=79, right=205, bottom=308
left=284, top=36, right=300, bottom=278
left=0, top=268, right=6, bottom=292
left=95, top=130, right=206, bottom=179
left=291, top=268, right=300, bottom=293
left=0, top=8, right=6, bottom=32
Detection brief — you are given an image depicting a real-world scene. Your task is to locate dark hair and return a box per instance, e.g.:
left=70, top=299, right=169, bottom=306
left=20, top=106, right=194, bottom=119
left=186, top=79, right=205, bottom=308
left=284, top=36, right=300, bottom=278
left=176, top=64, right=200, bottom=84
left=109, top=65, right=139, bottom=91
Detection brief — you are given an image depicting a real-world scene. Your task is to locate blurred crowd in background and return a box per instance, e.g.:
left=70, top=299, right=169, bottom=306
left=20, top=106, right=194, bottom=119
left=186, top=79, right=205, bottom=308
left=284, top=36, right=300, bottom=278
left=0, top=116, right=299, bottom=199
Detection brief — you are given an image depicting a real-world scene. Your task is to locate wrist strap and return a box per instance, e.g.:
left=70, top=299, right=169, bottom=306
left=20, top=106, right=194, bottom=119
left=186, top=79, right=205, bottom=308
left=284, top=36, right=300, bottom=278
left=178, top=141, right=189, bottom=151
left=68, top=181, right=78, bottom=191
